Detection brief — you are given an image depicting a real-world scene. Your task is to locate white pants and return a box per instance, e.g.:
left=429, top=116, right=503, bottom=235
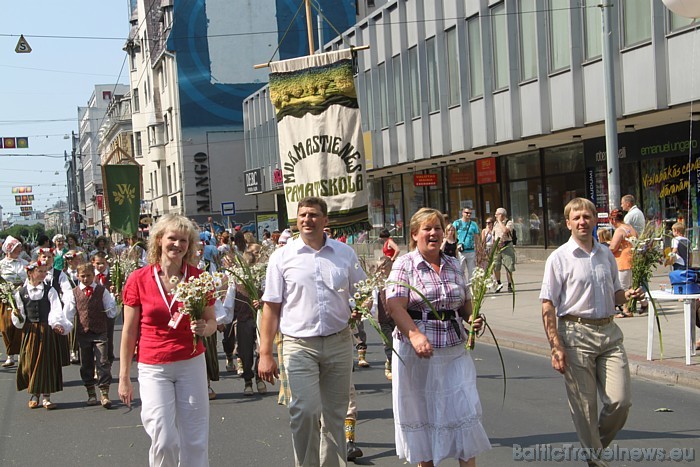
left=461, top=250, right=476, bottom=282
left=284, top=327, right=353, bottom=467
left=138, top=353, right=209, bottom=467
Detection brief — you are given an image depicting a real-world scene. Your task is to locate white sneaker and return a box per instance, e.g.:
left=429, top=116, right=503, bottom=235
left=495, top=283, right=503, bottom=293
left=2, top=356, right=14, bottom=368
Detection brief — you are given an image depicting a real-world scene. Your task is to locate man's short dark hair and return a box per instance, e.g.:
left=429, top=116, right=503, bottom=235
left=37, top=234, right=50, bottom=246
left=298, top=197, right=328, bottom=216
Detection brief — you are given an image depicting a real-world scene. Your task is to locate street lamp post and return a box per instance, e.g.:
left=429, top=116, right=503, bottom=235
left=601, top=3, right=621, bottom=212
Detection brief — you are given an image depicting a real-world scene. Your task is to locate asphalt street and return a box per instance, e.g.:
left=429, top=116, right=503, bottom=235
left=1, top=325, right=698, bottom=466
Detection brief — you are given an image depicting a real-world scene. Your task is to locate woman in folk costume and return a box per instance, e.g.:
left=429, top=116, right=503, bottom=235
left=37, top=248, right=73, bottom=367
left=1, top=236, right=28, bottom=367
left=12, top=260, right=71, bottom=409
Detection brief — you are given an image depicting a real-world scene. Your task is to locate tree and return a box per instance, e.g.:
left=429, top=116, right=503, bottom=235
left=0, top=224, right=46, bottom=243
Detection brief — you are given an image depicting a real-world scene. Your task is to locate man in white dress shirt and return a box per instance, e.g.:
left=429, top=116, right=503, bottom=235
left=621, top=194, right=645, bottom=237
left=258, top=197, right=366, bottom=467
left=540, top=198, right=643, bottom=467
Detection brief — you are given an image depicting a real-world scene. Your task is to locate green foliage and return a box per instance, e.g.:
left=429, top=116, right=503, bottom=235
left=0, top=223, right=46, bottom=242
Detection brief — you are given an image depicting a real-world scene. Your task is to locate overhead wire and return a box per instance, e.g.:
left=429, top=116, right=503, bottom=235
left=0, top=3, right=603, bottom=45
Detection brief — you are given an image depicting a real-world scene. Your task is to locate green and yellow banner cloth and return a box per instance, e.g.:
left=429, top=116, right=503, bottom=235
left=269, top=49, right=369, bottom=232
left=103, top=165, right=141, bottom=236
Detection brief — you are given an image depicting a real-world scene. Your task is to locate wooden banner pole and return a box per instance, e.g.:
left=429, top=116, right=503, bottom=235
left=305, top=0, right=315, bottom=55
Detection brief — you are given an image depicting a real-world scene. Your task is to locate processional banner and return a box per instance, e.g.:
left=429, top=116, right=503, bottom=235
left=103, top=165, right=141, bottom=236
left=268, top=49, right=369, bottom=232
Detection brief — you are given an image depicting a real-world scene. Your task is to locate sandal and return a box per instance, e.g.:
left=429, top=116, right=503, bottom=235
left=614, top=312, right=633, bottom=319
left=42, top=399, right=57, bottom=410
left=28, top=395, right=39, bottom=409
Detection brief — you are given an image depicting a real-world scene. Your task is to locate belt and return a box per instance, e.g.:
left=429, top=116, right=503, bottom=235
left=408, top=309, right=462, bottom=337
left=560, top=314, right=613, bottom=326
left=286, top=326, right=349, bottom=340
left=407, top=309, right=457, bottom=321
left=321, top=326, right=350, bottom=338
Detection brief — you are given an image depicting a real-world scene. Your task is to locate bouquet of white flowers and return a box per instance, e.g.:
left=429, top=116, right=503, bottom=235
left=0, top=277, right=22, bottom=324
left=173, top=271, right=226, bottom=353
left=109, top=250, right=140, bottom=308
left=225, top=255, right=268, bottom=317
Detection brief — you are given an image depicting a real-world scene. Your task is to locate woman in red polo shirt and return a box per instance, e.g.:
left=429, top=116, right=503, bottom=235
left=118, top=214, right=217, bottom=467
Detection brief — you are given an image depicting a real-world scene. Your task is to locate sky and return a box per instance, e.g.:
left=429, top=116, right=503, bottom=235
left=0, top=1, right=131, bottom=218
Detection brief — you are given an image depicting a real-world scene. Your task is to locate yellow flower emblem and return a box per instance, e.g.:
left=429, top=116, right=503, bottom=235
left=113, top=184, right=136, bottom=206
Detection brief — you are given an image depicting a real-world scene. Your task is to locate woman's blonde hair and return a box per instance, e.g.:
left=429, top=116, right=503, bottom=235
left=597, top=228, right=612, bottom=243
left=408, top=208, right=445, bottom=251
left=147, top=214, right=198, bottom=265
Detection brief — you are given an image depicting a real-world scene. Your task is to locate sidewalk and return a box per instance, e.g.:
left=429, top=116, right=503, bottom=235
left=475, top=258, right=700, bottom=390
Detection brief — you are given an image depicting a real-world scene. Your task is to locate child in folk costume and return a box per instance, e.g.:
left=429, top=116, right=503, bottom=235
left=1, top=236, right=28, bottom=367
left=37, top=248, right=73, bottom=367
left=64, top=250, right=84, bottom=285
left=91, top=252, right=116, bottom=364
left=63, top=250, right=84, bottom=364
left=12, top=261, right=71, bottom=409
left=63, top=263, right=117, bottom=408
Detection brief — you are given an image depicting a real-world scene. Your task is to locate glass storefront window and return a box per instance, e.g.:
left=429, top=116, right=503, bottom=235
left=383, top=175, right=405, bottom=240
left=509, top=179, right=544, bottom=246
left=426, top=168, right=444, bottom=213
left=545, top=175, right=585, bottom=247
left=507, top=151, right=540, bottom=179
left=449, top=187, right=478, bottom=225
left=368, top=178, right=384, bottom=240
left=641, top=156, right=695, bottom=228
left=403, top=173, right=426, bottom=221
left=544, top=144, right=584, bottom=174
left=447, top=163, right=476, bottom=221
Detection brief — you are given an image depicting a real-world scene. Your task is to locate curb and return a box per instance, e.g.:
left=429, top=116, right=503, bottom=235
left=479, top=335, right=700, bottom=391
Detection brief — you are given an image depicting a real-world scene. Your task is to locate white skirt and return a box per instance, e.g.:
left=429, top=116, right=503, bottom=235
left=392, top=336, right=491, bottom=465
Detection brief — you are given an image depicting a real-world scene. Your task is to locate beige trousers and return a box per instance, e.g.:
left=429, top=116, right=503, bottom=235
left=558, top=319, right=632, bottom=467
left=284, top=327, right=353, bottom=467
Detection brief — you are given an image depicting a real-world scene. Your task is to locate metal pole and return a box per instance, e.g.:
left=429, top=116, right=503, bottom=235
left=601, top=3, right=620, bottom=212
left=305, top=0, right=315, bottom=55
left=317, top=4, right=323, bottom=52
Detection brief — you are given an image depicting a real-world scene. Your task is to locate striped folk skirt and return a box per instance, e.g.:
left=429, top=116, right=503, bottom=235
left=0, top=303, right=22, bottom=355
left=0, top=302, right=23, bottom=355
left=203, top=334, right=220, bottom=382
left=16, top=322, right=64, bottom=395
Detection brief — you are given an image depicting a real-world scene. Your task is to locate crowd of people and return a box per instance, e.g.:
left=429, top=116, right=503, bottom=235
left=0, top=192, right=695, bottom=466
